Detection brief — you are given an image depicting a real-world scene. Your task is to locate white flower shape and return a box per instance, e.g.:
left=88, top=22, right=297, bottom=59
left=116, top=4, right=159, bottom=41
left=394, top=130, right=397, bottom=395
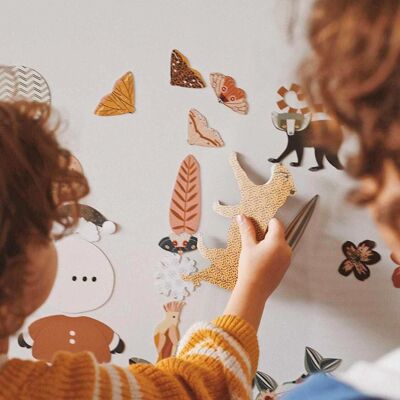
left=155, top=254, right=197, bottom=300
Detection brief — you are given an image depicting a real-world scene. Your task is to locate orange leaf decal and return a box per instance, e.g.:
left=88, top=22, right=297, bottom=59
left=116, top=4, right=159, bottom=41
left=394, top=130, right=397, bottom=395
left=95, top=71, right=135, bottom=116
left=169, top=155, right=201, bottom=235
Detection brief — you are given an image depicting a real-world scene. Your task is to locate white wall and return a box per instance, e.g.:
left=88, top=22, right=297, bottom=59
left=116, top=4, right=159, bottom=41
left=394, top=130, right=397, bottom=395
left=2, top=0, right=399, bottom=384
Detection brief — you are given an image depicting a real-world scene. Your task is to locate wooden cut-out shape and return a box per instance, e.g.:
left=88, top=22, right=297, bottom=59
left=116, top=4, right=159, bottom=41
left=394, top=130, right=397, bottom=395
left=184, top=153, right=295, bottom=290
left=209, top=73, right=248, bottom=114
left=154, top=301, right=185, bottom=361
left=188, top=108, right=224, bottom=147
left=170, top=49, right=205, bottom=88
left=159, top=155, right=201, bottom=255
left=95, top=71, right=135, bottom=116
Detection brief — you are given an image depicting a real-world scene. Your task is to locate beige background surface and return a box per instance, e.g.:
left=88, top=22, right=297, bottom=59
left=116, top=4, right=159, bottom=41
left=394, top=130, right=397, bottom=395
left=2, top=0, right=399, bottom=384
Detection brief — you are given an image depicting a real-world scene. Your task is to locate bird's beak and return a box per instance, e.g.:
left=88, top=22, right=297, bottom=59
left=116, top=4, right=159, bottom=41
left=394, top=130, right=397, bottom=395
left=178, top=249, right=183, bottom=256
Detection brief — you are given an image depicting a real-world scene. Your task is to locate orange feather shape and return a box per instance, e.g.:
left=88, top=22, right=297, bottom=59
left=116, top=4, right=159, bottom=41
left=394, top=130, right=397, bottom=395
left=95, top=71, right=135, bottom=116
left=169, top=155, right=201, bottom=235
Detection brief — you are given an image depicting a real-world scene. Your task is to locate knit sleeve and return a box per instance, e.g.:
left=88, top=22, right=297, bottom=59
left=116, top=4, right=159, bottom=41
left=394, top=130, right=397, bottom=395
left=126, top=314, right=259, bottom=400
left=0, top=316, right=258, bottom=399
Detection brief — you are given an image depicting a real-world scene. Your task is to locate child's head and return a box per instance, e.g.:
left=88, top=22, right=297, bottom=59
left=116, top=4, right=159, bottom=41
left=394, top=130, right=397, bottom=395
left=0, top=101, right=89, bottom=338
left=301, top=0, right=400, bottom=255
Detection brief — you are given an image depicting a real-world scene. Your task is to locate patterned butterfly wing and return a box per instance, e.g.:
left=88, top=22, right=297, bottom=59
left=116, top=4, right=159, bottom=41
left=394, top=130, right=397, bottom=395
left=188, top=108, right=224, bottom=147
left=169, top=155, right=201, bottom=235
left=255, top=371, right=279, bottom=393
left=95, top=71, right=135, bottom=116
left=170, top=49, right=205, bottom=88
left=209, top=73, right=248, bottom=114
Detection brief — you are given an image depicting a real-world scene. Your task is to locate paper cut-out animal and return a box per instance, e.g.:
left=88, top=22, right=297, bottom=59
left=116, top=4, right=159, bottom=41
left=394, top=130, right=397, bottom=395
left=269, top=112, right=344, bottom=171
left=184, top=152, right=295, bottom=290
left=210, top=73, right=249, bottom=114
left=159, top=155, right=201, bottom=255
left=154, top=301, right=185, bottom=362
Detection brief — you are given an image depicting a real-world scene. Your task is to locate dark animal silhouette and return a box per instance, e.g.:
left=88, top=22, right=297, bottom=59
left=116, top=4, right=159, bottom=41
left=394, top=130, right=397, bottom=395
left=269, top=112, right=344, bottom=171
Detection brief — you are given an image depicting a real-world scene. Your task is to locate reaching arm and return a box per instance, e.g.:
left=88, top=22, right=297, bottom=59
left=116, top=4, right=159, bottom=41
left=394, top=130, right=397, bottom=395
left=224, top=215, right=292, bottom=330
left=1, top=216, right=291, bottom=400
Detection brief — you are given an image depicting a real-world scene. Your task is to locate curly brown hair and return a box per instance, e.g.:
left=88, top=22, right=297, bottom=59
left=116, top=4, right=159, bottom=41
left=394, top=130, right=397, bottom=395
left=300, top=0, right=400, bottom=225
left=0, top=101, right=89, bottom=337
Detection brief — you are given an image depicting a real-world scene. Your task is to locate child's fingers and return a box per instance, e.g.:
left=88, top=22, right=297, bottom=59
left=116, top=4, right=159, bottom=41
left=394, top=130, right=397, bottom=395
left=236, top=214, right=256, bottom=247
left=263, top=217, right=286, bottom=243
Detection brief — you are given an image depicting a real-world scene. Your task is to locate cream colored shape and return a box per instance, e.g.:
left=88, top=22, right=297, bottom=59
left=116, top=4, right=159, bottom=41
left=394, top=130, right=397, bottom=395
left=187, top=108, right=224, bottom=147
left=184, top=152, right=296, bottom=290
left=209, top=73, right=225, bottom=98
left=154, top=301, right=185, bottom=361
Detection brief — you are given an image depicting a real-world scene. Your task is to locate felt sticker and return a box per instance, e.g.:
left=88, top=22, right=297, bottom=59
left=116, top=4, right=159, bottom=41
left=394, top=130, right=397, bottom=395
left=209, top=73, right=248, bottom=114
left=95, top=71, right=135, bottom=116
left=269, top=84, right=343, bottom=171
left=154, top=301, right=185, bottom=362
left=159, top=155, right=200, bottom=255
left=155, top=254, right=198, bottom=300
left=338, top=240, right=381, bottom=281
left=188, top=108, right=224, bottom=147
left=170, top=49, right=206, bottom=88
left=47, top=236, right=115, bottom=313
left=18, top=315, right=125, bottom=363
left=184, top=152, right=295, bottom=290
left=390, top=253, right=400, bottom=288
left=285, top=346, right=342, bottom=385
left=0, top=65, right=51, bottom=104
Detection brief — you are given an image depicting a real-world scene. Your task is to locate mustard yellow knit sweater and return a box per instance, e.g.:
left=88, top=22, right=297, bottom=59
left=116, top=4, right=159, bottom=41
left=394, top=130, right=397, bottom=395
left=0, top=315, right=258, bottom=399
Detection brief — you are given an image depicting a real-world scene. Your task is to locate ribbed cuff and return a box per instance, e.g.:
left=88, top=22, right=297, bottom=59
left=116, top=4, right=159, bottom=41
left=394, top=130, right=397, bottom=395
left=212, top=314, right=259, bottom=375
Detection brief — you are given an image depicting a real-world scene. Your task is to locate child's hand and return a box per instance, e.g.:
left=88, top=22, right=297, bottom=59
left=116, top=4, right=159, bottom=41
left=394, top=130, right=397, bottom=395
left=236, top=215, right=292, bottom=298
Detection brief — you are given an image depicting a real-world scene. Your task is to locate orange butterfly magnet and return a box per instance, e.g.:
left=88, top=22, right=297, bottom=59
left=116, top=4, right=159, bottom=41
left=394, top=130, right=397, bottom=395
left=209, top=73, right=248, bottom=115
left=188, top=109, right=224, bottom=148
left=95, top=71, right=135, bottom=116
left=170, top=49, right=206, bottom=89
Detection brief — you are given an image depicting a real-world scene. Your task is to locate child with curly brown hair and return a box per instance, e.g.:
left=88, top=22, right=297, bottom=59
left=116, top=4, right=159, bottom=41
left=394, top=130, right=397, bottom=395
left=283, top=0, right=400, bottom=398
left=0, top=101, right=291, bottom=398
